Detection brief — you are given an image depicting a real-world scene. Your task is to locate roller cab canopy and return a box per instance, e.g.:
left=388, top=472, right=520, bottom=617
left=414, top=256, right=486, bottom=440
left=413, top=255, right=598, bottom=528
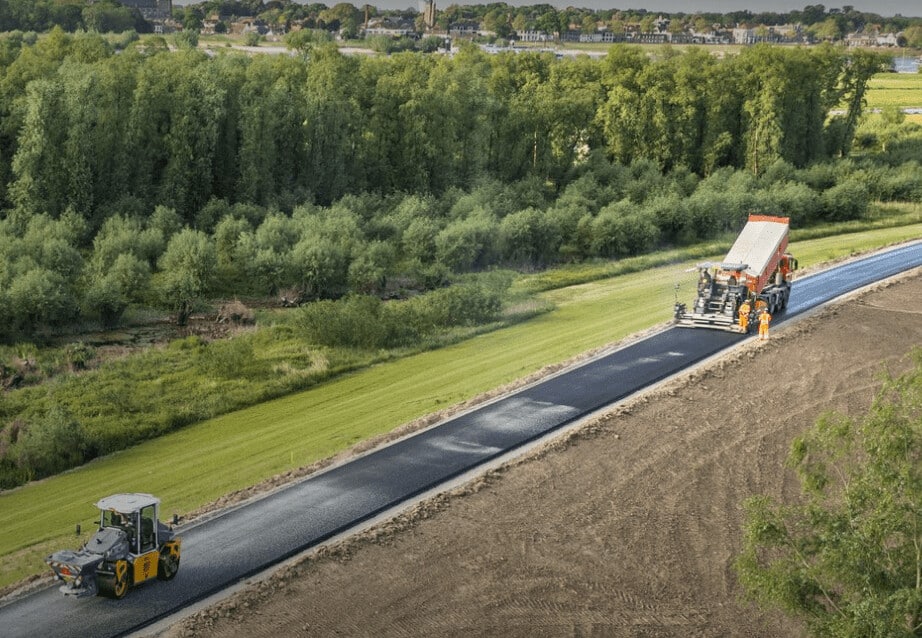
left=96, top=493, right=160, bottom=515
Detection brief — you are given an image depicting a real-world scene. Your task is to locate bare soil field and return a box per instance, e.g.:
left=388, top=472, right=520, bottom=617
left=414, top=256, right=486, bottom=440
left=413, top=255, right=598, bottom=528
left=165, top=270, right=922, bottom=638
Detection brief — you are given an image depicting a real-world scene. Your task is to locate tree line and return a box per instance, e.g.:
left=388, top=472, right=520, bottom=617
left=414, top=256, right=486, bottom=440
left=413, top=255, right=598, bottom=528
left=0, top=31, right=908, bottom=338
left=0, top=30, right=885, bottom=218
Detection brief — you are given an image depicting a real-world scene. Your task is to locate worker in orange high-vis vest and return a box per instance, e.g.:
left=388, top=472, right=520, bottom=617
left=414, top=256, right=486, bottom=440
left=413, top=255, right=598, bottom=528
left=738, top=300, right=751, bottom=333
left=758, top=308, right=772, bottom=340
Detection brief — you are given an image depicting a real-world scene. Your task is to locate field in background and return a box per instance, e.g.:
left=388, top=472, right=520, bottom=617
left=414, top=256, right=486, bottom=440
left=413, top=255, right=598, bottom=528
left=2, top=218, right=921, bottom=590
left=866, top=72, right=922, bottom=109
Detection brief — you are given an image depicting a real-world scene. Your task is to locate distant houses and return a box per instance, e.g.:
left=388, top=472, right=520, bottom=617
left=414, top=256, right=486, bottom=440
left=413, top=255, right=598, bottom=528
left=172, top=2, right=910, bottom=54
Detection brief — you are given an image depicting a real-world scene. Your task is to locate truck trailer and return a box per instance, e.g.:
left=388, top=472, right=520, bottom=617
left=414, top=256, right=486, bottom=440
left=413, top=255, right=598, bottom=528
left=674, top=214, right=797, bottom=332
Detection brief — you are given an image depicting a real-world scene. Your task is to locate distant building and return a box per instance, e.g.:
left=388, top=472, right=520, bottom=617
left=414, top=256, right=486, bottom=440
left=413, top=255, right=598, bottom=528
left=365, top=18, right=417, bottom=38
left=516, top=29, right=551, bottom=43
left=845, top=30, right=903, bottom=47
left=448, top=21, right=479, bottom=38
left=117, top=0, right=172, bottom=23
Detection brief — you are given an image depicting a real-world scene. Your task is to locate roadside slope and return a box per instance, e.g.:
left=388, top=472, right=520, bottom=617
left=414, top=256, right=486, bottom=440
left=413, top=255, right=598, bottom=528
left=166, top=270, right=922, bottom=637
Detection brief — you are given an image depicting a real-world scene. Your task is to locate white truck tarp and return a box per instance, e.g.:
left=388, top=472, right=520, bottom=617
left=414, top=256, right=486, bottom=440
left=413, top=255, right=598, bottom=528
left=723, top=217, right=789, bottom=279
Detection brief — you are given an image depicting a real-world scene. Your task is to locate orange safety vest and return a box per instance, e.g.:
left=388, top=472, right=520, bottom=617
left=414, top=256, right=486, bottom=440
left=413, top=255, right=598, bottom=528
left=759, top=312, right=771, bottom=327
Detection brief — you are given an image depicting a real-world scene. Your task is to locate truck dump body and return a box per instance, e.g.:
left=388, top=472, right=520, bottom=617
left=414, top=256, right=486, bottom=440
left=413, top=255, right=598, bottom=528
left=674, top=215, right=796, bottom=332
left=724, top=215, right=790, bottom=293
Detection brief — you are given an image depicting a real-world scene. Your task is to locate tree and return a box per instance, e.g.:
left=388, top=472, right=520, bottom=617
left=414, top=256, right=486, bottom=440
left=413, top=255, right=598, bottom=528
left=824, top=49, right=889, bottom=158
left=498, top=207, right=559, bottom=266
left=737, top=352, right=922, bottom=636
left=904, top=25, right=922, bottom=48
left=284, top=28, right=331, bottom=54
left=435, top=212, right=498, bottom=272
left=236, top=54, right=308, bottom=206
left=290, top=236, right=348, bottom=300
left=597, top=46, right=649, bottom=166
left=82, top=252, right=150, bottom=327
left=82, top=1, right=141, bottom=33
left=154, top=228, right=216, bottom=326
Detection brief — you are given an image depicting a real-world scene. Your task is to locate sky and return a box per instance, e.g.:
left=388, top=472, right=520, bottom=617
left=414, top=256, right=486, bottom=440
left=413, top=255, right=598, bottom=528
left=348, top=1, right=922, bottom=17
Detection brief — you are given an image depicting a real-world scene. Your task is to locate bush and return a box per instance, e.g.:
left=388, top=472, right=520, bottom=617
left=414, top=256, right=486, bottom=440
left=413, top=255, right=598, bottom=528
left=299, top=295, right=389, bottom=349
left=763, top=181, right=820, bottom=227
left=5, top=268, right=76, bottom=333
left=820, top=179, right=869, bottom=221
left=877, top=162, right=922, bottom=202
left=591, top=201, right=661, bottom=257
left=435, top=213, right=499, bottom=272
left=198, top=337, right=264, bottom=379
left=12, top=406, right=90, bottom=481
left=172, top=30, right=199, bottom=49
left=298, top=278, right=509, bottom=349
left=408, top=281, right=504, bottom=328
left=498, top=208, right=561, bottom=267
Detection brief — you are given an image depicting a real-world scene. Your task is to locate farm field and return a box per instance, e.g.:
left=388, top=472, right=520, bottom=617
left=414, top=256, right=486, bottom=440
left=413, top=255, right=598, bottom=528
left=2, top=220, right=921, bottom=592
left=866, top=71, right=922, bottom=109
left=865, top=70, right=922, bottom=122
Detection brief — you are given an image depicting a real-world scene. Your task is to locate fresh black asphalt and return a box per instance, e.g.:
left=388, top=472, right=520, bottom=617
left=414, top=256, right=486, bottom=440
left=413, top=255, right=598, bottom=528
left=2, top=241, right=921, bottom=638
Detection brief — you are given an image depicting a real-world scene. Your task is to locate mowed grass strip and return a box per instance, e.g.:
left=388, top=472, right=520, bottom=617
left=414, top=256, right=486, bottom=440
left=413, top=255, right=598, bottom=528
left=2, top=223, right=921, bottom=588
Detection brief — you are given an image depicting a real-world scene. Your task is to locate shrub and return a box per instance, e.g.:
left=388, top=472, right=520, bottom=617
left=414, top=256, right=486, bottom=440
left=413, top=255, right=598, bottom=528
left=198, top=337, right=264, bottom=379
left=820, top=179, right=870, bottom=221
left=877, top=162, right=922, bottom=202
left=591, top=201, right=661, bottom=257
left=172, top=30, right=199, bottom=49
left=299, top=295, right=387, bottom=349
left=298, top=278, right=509, bottom=349
left=498, top=208, right=561, bottom=267
left=409, top=281, right=505, bottom=328
left=12, top=406, right=89, bottom=481
left=435, top=213, right=499, bottom=272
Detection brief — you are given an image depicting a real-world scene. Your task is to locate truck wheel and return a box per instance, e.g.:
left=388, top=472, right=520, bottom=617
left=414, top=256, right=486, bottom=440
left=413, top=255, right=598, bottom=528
left=158, top=551, right=179, bottom=581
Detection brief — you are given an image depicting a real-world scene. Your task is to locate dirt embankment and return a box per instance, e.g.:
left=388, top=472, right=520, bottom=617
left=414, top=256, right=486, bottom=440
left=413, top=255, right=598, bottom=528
left=165, top=270, right=922, bottom=638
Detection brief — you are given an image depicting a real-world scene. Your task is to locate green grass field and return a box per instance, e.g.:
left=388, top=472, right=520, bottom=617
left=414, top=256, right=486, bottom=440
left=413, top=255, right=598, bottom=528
left=866, top=72, right=922, bottom=109
left=1, top=219, right=921, bottom=589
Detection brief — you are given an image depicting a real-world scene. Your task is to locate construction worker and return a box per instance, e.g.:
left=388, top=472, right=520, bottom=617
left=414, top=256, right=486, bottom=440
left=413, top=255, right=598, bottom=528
left=698, top=268, right=712, bottom=294
left=758, top=308, right=772, bottom=340
left=738, top=299, right=751, bottom=333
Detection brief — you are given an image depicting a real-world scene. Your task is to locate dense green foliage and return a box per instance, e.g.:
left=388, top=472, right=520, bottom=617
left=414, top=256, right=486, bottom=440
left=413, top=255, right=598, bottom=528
left=0, top=0, right=148, bottom=34
left=0, top=33, right=904, bottom=332
left=0, top=33, right=885, bottom=220
left=737, top=351, right=922, bottom=637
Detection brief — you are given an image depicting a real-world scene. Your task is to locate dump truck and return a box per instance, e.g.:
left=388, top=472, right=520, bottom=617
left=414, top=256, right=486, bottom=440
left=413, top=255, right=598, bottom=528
left=674, top=214, right=797, bottom=332
left=45, top=493, right=181, bottom=599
